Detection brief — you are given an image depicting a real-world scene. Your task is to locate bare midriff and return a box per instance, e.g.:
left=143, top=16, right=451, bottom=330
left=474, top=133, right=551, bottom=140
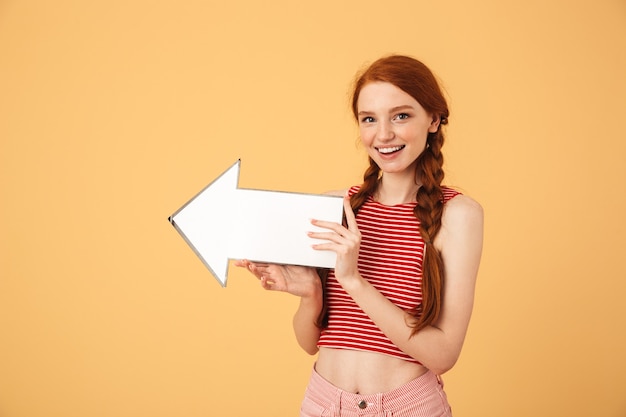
left=315, top=347, right=429, bottom=395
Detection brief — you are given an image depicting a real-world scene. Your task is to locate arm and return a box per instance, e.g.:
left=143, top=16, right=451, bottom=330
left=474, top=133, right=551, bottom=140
left=233, top=260, right=324, bottom=355
left=311, top=195, right=483, bottom=374
left=292, top=281, right=323, bottom=355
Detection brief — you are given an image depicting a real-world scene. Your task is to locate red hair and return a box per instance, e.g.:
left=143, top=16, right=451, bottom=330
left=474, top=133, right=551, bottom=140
left=350, top=55, right=450, bottom=334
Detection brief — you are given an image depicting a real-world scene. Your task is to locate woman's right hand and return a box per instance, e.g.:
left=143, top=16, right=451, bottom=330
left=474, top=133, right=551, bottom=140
left=233, top=260, right=322, bottom=298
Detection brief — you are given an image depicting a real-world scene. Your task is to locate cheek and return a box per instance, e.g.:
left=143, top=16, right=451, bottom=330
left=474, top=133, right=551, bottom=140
left=406, top=124, right=431, bottom=142
left=359, top=128, right=374, bottom=145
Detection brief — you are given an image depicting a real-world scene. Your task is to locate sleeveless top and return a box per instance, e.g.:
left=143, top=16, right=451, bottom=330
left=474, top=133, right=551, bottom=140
left=317, top=185, right=461, bottom=362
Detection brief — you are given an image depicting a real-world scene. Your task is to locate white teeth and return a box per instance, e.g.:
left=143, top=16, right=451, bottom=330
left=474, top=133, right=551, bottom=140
left=377, top=145, right=404, bottom=154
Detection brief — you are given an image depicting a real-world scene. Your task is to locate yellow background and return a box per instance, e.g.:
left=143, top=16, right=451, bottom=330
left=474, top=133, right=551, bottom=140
left=1, top=1, right=625, bottom=416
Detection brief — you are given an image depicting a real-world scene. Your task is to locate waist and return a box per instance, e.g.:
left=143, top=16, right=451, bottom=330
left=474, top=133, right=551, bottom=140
left=315, top=347, right=429, bottom=395
left=306, top=362, right=441, bottom=412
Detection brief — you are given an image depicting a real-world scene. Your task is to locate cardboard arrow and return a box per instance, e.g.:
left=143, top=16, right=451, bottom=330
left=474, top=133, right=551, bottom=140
left=169, top=160, right=344, bottom=286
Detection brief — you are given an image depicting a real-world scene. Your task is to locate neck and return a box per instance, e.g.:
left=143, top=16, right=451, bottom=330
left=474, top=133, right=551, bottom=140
left=376, top=172, right=421, bottom=205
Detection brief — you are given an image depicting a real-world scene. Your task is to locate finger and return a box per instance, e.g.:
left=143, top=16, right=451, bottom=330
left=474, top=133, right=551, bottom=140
left=310, top=241, right=342, bottom=252
left=310, top=218, right=346, bottom=235
left=260, top=276, right=272, bottom=289
left=260, top=276, right=280, bottom=291
left=245, top=262, right=268, bottom=280
left=235, top=260, right=263, bottom=280
left=312, top=237, right=359, bottom=251
left=233, top=259, right=249, bottom=268
left=308, top=231, right=347, bottom=244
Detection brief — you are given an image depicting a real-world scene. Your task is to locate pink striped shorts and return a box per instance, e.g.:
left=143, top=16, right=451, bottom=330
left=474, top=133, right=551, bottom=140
left=300, top=367, right=452, bottom=417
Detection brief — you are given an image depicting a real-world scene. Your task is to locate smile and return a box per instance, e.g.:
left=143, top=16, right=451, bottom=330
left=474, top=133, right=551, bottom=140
left=376, top=145, right=405, bottom=154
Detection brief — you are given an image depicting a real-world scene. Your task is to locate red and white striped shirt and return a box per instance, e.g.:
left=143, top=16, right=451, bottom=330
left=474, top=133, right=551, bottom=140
left=317, top=185, right=461, bottom=362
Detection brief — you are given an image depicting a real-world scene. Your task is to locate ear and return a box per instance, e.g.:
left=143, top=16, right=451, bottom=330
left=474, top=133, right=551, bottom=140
left=428, top=115, right=441, bottom=133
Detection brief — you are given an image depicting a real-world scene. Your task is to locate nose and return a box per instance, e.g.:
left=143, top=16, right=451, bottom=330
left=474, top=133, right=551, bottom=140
left=377, top=120, right=394, bottom=141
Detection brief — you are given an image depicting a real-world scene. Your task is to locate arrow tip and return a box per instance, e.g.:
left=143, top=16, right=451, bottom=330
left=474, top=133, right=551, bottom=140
left=168, top=160, right=240, bottom=287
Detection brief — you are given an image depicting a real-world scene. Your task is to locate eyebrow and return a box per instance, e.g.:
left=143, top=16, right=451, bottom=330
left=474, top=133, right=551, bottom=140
left=357, top=104, right=415, bottom=116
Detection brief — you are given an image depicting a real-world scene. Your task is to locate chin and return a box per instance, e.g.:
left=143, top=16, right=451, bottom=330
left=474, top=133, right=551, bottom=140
left=376, top=161, right=416, bottom=175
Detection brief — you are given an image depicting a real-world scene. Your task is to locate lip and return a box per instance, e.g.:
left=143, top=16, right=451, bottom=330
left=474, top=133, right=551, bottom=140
left=375, top=144, right=406, bottom=157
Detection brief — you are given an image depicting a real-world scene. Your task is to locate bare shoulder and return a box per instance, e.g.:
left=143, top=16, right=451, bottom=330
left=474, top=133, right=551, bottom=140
left=437, top=193, right=484, bottom=284
left=437, top=194, right=484, bottom=251
left=443, top=194, right=484, bottom=226
left=323, top=189, right=348, bottom=197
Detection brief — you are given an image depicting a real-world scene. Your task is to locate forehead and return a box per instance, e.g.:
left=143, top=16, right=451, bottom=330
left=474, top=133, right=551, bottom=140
left=357, top=81, right=420, bottom=110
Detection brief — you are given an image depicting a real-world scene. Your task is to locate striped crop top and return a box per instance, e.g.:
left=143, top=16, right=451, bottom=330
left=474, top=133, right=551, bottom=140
left=317, top=185, right=461, bottom=362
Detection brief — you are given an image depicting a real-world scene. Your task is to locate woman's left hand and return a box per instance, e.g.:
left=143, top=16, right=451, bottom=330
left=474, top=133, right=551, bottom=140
left=309, top=196, right=362, bottom=286
left=233, top=260, right=321, bottom=298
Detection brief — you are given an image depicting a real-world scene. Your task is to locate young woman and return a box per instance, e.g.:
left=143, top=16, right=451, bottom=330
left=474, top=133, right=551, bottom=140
left=236, top=55, right=483, bottom=417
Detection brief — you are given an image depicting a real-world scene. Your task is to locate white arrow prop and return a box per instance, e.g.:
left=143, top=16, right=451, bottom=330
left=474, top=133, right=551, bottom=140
left=169, top=160, right=344, bottom=286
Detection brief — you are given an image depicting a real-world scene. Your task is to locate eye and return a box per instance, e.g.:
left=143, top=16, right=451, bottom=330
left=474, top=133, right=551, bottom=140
left=394, top=113, right=410, bottom=120
left=361, top=116, right=375, bottom=123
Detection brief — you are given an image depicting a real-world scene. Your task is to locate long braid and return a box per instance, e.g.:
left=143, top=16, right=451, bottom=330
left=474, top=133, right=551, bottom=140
left=410, top=129, right=446, bottom=334
left=348, top=131, right=448, bottom=334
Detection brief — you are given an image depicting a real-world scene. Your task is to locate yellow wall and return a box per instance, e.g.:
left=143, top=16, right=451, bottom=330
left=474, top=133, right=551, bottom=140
left=1, top=1, right=625, bottom=416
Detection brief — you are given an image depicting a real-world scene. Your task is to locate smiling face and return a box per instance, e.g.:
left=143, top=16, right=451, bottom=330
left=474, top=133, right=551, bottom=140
left=356, top=81, right=440, bottom=178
